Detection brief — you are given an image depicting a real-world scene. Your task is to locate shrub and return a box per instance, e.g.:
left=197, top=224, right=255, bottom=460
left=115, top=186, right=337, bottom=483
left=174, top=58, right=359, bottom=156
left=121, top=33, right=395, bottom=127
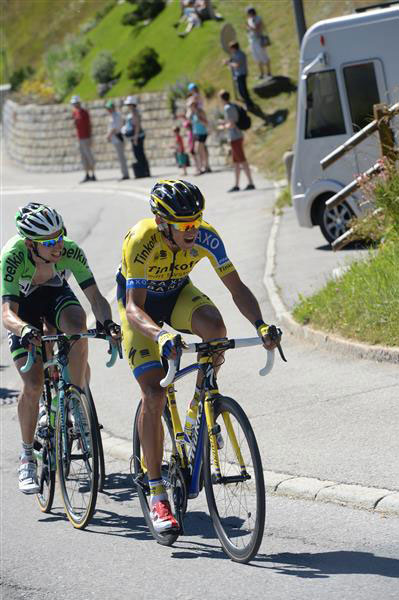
left=202, top=82, right=216, bottom=99
left=44, top=35, right=89, bottom=99
left=9, top=66, right=34, bottom=91
left=167, top=76, right=191, bottom=115
left=127, top=47, right=161, bottom=87
left=122, top=0, right=165, bottom=26
left=19, top=77, right=56, bottom=104
left=91, top=51, right=117, bottom=84
left=53, top=62, right=82, bottom=99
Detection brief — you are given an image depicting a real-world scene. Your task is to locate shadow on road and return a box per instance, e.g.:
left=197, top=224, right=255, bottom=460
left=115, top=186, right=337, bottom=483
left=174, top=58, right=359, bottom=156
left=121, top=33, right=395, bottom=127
left=251, top=551, right=399, bottom=577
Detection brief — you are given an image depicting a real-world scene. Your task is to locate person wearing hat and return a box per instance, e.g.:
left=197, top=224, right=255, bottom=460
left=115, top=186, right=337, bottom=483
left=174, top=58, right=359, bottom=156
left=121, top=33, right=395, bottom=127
left=70, top=95, right=96, bottom=183
left=122, top=96, right=150, bottom=179
left=105, top=100, right=129, bottom=181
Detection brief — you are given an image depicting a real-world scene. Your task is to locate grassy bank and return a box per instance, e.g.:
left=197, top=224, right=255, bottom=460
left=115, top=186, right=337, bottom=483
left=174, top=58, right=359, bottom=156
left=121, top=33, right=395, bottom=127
left=293, top=167, right=399, bottom=347
left=2, top=0, right=380, bottom=179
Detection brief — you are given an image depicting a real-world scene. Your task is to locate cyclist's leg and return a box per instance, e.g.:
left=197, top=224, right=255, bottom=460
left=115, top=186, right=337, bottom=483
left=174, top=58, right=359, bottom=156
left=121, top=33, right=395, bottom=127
left=170, top=280, right=227, bottom=386
left=118, top=296, right=178, bottom=530
left=51, top=283, right=88, bottom=388
left=8, top=296, right=44, bottom=493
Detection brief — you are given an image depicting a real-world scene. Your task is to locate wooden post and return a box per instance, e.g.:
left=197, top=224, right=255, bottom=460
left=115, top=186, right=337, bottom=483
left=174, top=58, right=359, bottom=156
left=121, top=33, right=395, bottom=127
left=374, top=103, right=396, bottom=162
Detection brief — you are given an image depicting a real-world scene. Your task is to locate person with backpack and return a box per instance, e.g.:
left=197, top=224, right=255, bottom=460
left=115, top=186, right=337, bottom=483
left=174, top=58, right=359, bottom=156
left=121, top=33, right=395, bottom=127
left=223, top=41, right=255, bottom=110
left=218, top=89, right=255, bottom=192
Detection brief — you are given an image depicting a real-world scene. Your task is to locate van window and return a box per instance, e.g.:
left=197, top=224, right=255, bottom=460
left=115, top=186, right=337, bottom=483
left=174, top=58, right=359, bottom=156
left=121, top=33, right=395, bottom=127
left=343, top=62, right=380, bottom=131
left=305, top=70, right=346, bottom=138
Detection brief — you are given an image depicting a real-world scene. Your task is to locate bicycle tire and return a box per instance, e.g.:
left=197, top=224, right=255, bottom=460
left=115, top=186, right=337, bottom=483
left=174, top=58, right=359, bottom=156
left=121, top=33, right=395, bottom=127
left=203, top=395, right=265, bottom=563
left=84, top=383, right=106, bottom=492
left=34, top=436, right=56, bottom=513
left=56, top=387, right=99, bottom=529
left=132, top=400, right=185, bottom=546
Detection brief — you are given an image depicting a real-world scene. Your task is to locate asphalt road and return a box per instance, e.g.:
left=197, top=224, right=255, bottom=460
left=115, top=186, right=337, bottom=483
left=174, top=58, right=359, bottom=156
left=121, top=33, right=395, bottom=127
left=1, top=158, right=398, bottom=597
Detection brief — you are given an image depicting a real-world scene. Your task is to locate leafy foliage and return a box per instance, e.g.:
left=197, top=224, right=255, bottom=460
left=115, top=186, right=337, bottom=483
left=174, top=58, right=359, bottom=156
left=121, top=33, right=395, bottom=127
left=10, top=66, right=34, bottom=91
left=127, top=47, right=162, bottom=87
left=91, top=51, right=117, bottom=84
left=122, top=0, right=165, bottom=26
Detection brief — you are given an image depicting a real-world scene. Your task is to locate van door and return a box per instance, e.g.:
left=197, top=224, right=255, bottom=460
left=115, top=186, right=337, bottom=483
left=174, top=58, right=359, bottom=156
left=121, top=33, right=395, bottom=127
left=297, top=68, right=358, bottom=194
left=341, top=60, right=388, bottom=175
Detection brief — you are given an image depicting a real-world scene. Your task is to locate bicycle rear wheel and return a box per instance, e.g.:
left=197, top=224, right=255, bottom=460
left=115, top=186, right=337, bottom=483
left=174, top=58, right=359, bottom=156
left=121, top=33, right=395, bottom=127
left=203, top=395, right=265, bottom=563
left=132, top=400, right=186, bottom=546
left=56, top=387, right=99, bottom=529
left=83, top=383, right=106, bottom=492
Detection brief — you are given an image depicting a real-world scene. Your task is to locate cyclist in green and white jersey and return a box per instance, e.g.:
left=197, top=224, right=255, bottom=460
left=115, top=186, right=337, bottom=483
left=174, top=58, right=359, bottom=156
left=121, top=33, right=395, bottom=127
left=1, top=203, right=120, bottom=494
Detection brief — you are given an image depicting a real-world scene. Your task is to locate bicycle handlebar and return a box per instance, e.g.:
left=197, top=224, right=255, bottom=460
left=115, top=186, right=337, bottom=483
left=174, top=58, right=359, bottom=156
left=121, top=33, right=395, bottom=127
left=160, top=336, right=278, bottom=388
left=20, top=330, right=122, bottom=373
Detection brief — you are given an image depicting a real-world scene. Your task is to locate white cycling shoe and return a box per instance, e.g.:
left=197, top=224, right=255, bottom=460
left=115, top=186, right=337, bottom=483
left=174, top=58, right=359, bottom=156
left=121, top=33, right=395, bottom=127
left=18, top=461, right=40, bottom=494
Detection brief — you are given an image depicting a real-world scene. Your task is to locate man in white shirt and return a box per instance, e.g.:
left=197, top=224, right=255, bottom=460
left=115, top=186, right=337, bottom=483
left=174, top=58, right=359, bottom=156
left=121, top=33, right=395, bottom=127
left=105, top=100, right=129, bottom=181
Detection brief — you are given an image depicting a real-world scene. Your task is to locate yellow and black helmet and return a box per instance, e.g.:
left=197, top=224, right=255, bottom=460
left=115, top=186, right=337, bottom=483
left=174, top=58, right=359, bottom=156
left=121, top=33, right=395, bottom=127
left=150, top=179, right=204, bottom=221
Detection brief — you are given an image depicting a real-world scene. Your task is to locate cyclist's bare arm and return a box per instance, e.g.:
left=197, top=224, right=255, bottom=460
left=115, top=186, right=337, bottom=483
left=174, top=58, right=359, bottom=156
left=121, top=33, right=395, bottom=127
left=83, top=283, right=121, bottom=339
left=220, top=270, right=280, bottom=351
left=125, top=288, right=161, bottom=340
left=126, top=288, right=180, bottom=360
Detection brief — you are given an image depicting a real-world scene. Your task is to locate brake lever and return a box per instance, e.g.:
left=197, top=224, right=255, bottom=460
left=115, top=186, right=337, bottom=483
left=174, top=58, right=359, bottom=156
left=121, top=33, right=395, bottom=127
left=269, top=325, right=287, bottom=363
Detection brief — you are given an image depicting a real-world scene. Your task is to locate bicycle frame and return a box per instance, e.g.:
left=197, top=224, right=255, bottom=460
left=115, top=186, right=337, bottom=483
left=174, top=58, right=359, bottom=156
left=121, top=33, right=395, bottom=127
left=27, top=330, right=121, bottom=472
left=163, top=337, right=275, bottom=499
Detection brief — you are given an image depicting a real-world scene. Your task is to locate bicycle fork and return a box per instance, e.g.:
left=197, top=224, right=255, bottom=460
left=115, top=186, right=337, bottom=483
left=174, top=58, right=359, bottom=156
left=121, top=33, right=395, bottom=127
left=200, top=357, right=250, bottom=485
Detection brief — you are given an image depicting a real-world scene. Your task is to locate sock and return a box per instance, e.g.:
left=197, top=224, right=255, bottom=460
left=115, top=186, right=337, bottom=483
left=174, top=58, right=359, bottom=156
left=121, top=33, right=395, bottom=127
left=149, top=477, right=167, bottom=507
left=21, top=442, right=34, bottom=463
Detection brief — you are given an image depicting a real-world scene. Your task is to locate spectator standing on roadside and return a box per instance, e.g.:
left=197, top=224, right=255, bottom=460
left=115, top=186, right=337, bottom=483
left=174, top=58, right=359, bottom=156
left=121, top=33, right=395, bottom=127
left=187, top=97, right=211, bottom=174
left=123, top=96, right=150, bottom=179
left=186, top=82, right=211, bottom=171
left=105, top=100, right=129, bottom=181
left=70, top=95, right=96, bottom=183
left=218, top=89, right=255, bottom=192
left=246, top=6, right=272, bottom=79
left=172, top=126, right=188, bottom=175
left=223, top=41, right=254, bottom=110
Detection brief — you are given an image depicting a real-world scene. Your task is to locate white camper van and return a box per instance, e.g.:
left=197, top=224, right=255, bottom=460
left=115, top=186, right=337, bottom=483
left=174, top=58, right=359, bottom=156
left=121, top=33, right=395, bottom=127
left=291, top=3, right=399, bottom=244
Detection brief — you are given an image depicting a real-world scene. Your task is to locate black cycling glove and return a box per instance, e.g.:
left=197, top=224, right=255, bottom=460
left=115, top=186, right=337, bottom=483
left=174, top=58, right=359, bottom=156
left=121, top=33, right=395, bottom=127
left=20, top=325, right=41, bottom=348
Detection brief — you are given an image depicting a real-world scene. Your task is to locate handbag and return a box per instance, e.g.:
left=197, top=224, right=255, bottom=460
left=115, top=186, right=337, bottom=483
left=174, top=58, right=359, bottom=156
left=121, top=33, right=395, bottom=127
left=259, top=34, right=271, bottom=47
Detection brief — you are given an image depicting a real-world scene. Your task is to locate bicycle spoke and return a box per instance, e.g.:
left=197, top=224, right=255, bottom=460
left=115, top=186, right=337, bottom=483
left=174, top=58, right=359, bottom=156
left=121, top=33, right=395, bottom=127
left=204, top=396, right=265, bottom=563
left=56, top=390, right=98, bottom=529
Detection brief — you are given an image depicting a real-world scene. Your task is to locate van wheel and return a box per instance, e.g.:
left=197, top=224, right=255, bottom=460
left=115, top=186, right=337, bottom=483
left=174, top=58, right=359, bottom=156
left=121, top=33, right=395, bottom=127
left=317, top=197, right=354, bottom=245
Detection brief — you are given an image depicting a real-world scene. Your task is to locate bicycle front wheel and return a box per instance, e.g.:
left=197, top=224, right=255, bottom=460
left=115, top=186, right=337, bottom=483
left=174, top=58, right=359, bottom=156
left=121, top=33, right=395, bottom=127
left=132, top=400, right=185, bottom=546
left=203, top=396, right=265, bottom=563
left=84, top=383, right=106, bottom=492
left=56, top=387, right=99, bottom=529
left=34, top=437, right=55, bottom=513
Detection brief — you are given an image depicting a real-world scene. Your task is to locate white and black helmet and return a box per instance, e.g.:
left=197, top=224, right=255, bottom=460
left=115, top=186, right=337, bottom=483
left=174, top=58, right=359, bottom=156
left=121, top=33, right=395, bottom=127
left=15, top=203, right=64, bottom=240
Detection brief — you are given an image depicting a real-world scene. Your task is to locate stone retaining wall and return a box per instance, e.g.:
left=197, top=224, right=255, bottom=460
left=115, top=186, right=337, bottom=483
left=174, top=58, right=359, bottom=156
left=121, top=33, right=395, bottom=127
left=2, top=92, right=228, bottom=172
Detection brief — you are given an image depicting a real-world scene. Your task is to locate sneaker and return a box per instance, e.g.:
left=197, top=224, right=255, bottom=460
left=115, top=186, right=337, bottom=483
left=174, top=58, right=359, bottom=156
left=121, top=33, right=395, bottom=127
left=119, top=175, right=130, bottom=181
left=18, top=461, right=40, bottom=494
left=80, top=174, right=91, bottom=184
left=150, top=500, right=178, bottom=533
left=245, top=184, right=255, bottom=190
left=227, top=186, right=240, bottom=192
left=90, top=174, right=97, bottom=181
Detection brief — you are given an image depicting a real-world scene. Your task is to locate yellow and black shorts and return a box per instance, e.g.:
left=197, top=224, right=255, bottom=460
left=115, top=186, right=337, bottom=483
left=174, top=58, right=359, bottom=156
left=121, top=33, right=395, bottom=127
left=117, top=279, right=215, bottom=379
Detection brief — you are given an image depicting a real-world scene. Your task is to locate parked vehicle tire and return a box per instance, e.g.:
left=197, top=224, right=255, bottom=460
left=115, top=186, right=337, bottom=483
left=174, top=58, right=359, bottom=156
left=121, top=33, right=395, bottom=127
left=317, top=195, right=354, bottom=244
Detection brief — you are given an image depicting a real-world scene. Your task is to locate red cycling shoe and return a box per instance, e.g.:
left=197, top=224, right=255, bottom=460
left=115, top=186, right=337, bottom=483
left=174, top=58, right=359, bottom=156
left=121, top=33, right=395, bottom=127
left=150, top=500, right=179, bottom=533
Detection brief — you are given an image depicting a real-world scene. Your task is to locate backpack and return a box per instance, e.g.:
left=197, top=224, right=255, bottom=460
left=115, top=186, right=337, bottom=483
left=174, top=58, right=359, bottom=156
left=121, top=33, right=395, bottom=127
left=232, top=103, right=251, bottom=131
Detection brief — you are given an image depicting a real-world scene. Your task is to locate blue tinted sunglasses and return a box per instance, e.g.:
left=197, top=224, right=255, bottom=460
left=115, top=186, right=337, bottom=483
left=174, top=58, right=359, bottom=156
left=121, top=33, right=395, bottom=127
left=36, top=234, right=64, bottom=247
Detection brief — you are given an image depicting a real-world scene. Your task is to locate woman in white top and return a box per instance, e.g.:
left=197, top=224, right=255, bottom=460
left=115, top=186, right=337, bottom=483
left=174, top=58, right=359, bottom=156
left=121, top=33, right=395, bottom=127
left=246, top=6, right=272, bottom=79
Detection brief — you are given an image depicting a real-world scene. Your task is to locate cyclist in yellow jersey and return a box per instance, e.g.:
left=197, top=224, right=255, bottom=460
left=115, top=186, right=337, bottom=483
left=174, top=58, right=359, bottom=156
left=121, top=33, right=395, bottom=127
left=117, top=179, right=280, bottom=532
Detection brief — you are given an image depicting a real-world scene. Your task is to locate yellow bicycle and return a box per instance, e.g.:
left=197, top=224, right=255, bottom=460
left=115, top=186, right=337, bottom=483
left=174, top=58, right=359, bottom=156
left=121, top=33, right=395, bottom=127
left=132, top=326, right=285, bottom=563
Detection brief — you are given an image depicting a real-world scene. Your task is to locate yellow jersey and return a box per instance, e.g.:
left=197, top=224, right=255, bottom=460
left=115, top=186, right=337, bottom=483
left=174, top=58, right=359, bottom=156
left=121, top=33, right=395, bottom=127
left=118, top=218, right=236, bottom=297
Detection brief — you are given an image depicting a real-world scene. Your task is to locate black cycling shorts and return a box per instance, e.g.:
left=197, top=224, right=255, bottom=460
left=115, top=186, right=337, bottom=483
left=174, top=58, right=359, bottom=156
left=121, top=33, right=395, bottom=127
left=7, top=282, right=82, bottom=361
